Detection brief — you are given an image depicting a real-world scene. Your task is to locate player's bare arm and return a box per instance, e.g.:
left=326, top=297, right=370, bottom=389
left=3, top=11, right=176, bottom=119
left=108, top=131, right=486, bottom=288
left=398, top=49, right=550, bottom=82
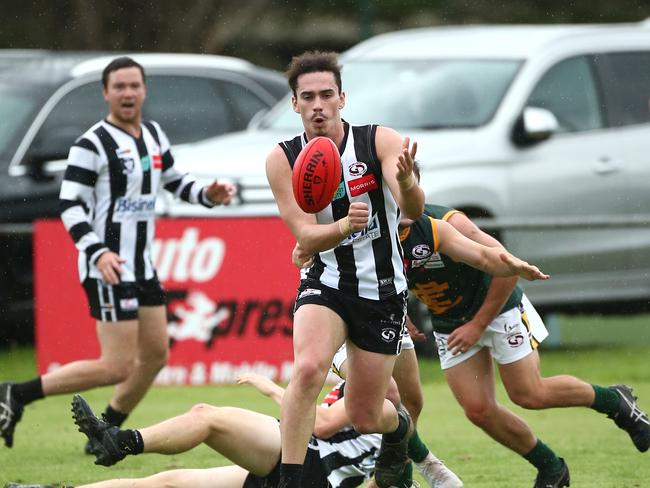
left=237, top=372, right=350, bottom=438
left=375, top=126, right=424, bottom=220
left=266, top=145, right=367, bottom=255
left=436, top=218, right=549, bottom=281
left=441, top=211, right=526, bottom=354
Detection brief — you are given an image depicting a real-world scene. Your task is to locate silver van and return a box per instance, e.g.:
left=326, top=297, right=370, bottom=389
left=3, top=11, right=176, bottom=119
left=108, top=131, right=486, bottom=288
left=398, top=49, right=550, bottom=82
left=170, top=22, right=650, bottom=314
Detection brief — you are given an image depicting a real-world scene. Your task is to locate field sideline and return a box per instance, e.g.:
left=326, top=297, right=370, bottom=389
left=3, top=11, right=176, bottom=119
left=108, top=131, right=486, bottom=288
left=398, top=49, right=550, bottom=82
left=1, top=343, right=649, bottom=487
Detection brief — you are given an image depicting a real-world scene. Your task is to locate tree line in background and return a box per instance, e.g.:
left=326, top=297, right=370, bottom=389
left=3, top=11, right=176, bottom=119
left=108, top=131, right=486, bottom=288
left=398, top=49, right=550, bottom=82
left=3, top=0, right=650, bottom=69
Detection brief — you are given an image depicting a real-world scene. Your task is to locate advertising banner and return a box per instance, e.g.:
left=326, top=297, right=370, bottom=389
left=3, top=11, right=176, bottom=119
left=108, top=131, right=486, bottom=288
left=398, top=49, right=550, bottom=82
left=34, top=218, right=298, bottom=384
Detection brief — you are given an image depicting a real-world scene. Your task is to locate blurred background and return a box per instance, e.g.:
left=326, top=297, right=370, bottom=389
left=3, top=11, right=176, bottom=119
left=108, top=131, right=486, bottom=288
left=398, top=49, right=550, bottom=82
left=4, top=0, right=650, bottom=69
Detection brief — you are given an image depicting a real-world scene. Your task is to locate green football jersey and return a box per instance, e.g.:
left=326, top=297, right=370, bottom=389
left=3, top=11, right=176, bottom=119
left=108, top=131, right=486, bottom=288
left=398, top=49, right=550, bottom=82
left=400, top=203, right=522, bottom=334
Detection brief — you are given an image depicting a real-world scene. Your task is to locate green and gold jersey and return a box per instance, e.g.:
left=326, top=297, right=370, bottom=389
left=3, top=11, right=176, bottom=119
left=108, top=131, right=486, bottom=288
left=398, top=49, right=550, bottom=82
left=400, top=203, right=522, bottom=334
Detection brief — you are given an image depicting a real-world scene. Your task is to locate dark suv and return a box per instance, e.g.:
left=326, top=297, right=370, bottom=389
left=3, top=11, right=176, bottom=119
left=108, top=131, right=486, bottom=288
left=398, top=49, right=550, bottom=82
left=0, top=52, right=287, bottom=340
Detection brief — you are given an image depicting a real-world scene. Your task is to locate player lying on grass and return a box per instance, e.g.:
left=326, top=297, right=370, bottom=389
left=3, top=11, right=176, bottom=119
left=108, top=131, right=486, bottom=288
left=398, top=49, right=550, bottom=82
left=6, top=373, right=420, bottom=488
left=331, top=338, right=463, bottom=488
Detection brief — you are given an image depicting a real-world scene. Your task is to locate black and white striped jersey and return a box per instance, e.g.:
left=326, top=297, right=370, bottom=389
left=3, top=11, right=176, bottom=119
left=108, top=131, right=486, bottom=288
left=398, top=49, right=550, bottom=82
left=311, top=380, right=380, bottom=487
left=59, top=119, right=215, bottom=283
left=281, top=122, right=407, bottom=300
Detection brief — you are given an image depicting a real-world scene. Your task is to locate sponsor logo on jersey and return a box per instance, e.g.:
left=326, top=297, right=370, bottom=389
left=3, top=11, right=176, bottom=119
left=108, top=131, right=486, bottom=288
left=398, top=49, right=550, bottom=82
left=379, top=277, right=394, bottom=287
left=298, top=288, right=322, bottom=300
left=411, top=251, right=444, bottom=269
left=348, top=161, right=368, bottom=177
left=152, top=154, right=162, bottom=169
left=504, top=323, right=518, bottom=333
left=332, top=181, right=346, bottom=200
left=340, top=213, right=381, bottom=245
left=113, top=196, right=156, bottom=222
left=119, top=297, right=139, bottom=311
left=347, top=173, right=378, bottom=196
left=381, top=328, right=397, bottom=342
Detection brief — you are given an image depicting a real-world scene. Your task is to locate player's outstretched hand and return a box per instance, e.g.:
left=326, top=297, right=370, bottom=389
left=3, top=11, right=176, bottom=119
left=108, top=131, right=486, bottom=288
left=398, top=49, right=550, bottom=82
left=205, top=180, right=237, bottom=205
left=500, top=252, right=550, bottom=281
left=237, top=373, right=278, bottom=397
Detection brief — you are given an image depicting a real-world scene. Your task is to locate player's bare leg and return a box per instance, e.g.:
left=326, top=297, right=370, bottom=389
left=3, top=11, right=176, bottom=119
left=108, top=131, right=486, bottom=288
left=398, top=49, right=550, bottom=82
left=109, top=305, right=168, bottom=414
left=41, top=319, right=139, bottom=395
left=77, top=465, right=249, bottom=488
left=444, top=347, right=536, bottom=454
left=279, top=305, right=346, bottom=482
left=392, top=348, right=424, bottom=423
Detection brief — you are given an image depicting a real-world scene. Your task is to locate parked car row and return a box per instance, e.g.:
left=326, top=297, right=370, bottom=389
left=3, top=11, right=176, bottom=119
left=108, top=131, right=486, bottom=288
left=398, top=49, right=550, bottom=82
left=3, top=20, right=650, bottom=339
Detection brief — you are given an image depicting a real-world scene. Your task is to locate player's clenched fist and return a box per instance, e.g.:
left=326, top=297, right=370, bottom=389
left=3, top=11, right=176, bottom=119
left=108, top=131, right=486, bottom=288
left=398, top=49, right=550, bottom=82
left=347, top=202, right=369, bottom=232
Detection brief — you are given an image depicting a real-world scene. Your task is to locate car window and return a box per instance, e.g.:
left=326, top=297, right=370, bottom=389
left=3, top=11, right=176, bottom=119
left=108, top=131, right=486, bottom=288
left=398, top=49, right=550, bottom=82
left=220, top=81, right=269, bottom=131
left=27, top=81, right=105, bottom=164
left=262, top=59, right=522, bottom=131
left=593, top=51, right=650, bottom=127
left=0, top=82, right=50, bottom=162
left=144, top=75, right=267, bottom=144
left=527, top=56, right=603, bottom=133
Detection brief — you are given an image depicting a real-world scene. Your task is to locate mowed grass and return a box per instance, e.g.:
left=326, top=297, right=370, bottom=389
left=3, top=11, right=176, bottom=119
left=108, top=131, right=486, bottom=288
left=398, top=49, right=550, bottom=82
left=1, top=320, right=650, bottom=488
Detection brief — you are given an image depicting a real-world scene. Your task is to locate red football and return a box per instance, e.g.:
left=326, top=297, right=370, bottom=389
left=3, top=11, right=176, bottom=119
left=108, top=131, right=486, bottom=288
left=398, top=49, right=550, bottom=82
left=292, top=136, right=342, bottom=213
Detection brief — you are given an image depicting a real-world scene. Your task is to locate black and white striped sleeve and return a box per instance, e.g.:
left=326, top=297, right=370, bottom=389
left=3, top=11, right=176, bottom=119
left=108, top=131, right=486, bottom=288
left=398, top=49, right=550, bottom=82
left=155, top=122, right=217, bottom=209
left=59, top=137, right=108, bottom=263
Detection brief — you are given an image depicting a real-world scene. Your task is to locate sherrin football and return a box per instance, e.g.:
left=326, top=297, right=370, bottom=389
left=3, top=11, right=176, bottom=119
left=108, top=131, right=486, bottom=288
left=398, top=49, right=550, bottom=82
left=292, top=136, right=342, bottom=213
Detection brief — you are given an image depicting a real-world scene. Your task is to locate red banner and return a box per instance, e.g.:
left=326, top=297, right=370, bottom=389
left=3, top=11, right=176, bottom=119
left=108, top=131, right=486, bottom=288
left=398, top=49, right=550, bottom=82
left=34, top=218, right=298, bottom=384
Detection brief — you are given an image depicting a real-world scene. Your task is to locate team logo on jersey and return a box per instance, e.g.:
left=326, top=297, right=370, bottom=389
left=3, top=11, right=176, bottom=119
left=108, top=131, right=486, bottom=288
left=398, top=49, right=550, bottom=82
left=348, top=162, right=367, bottom=177
left=347, top=173, right=378, bottom=197
left=140, top=155, right=151, bottom=171
left=412, top=244, right=431, bottom=259
left=116, top=148, right=135, bottom=174
left=332, top=181, right=346, bottom=200
left=381, top=328, right=397, bottom=342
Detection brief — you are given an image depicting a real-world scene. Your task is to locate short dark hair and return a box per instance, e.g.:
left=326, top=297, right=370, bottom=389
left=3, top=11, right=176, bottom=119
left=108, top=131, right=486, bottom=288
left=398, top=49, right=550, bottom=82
left=102, top=57, right=145, bottom=88
left=286, top=51, right=342, bottom=96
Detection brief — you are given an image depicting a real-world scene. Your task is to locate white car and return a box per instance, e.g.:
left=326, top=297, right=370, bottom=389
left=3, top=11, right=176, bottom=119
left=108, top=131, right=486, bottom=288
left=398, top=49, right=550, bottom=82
left=167, top=22, right=650, bottom=314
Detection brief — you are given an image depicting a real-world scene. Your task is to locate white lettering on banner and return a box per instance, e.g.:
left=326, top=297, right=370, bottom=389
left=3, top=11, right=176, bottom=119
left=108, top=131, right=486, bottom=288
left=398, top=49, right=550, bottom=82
left=154, top=361, right=295, bottom=385
left=152, top=228, right=225, bottom=282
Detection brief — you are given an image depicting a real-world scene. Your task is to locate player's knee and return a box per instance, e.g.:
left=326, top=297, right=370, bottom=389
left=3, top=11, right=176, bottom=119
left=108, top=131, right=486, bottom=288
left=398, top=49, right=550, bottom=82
left=292, top=357, right=329, bottom=390
left=385, top=380, right=401, bottom=408
left=402, top=396, right=423, bottom=422
left=348, top=407, right=382, bottom=434
left=463, top=402, right=494, bottom=427
left=188, top=403, right=218, bottom=423
left=100, top=359, right=134, bottom=384
left=508, top=389, right=544, bottom=410
left=140, top=344, right=169, bottom=371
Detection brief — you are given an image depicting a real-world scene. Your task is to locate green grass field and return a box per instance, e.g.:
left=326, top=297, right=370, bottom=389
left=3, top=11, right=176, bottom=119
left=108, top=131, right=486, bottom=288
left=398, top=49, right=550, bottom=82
left=1, top=315, right=650, bottom=488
